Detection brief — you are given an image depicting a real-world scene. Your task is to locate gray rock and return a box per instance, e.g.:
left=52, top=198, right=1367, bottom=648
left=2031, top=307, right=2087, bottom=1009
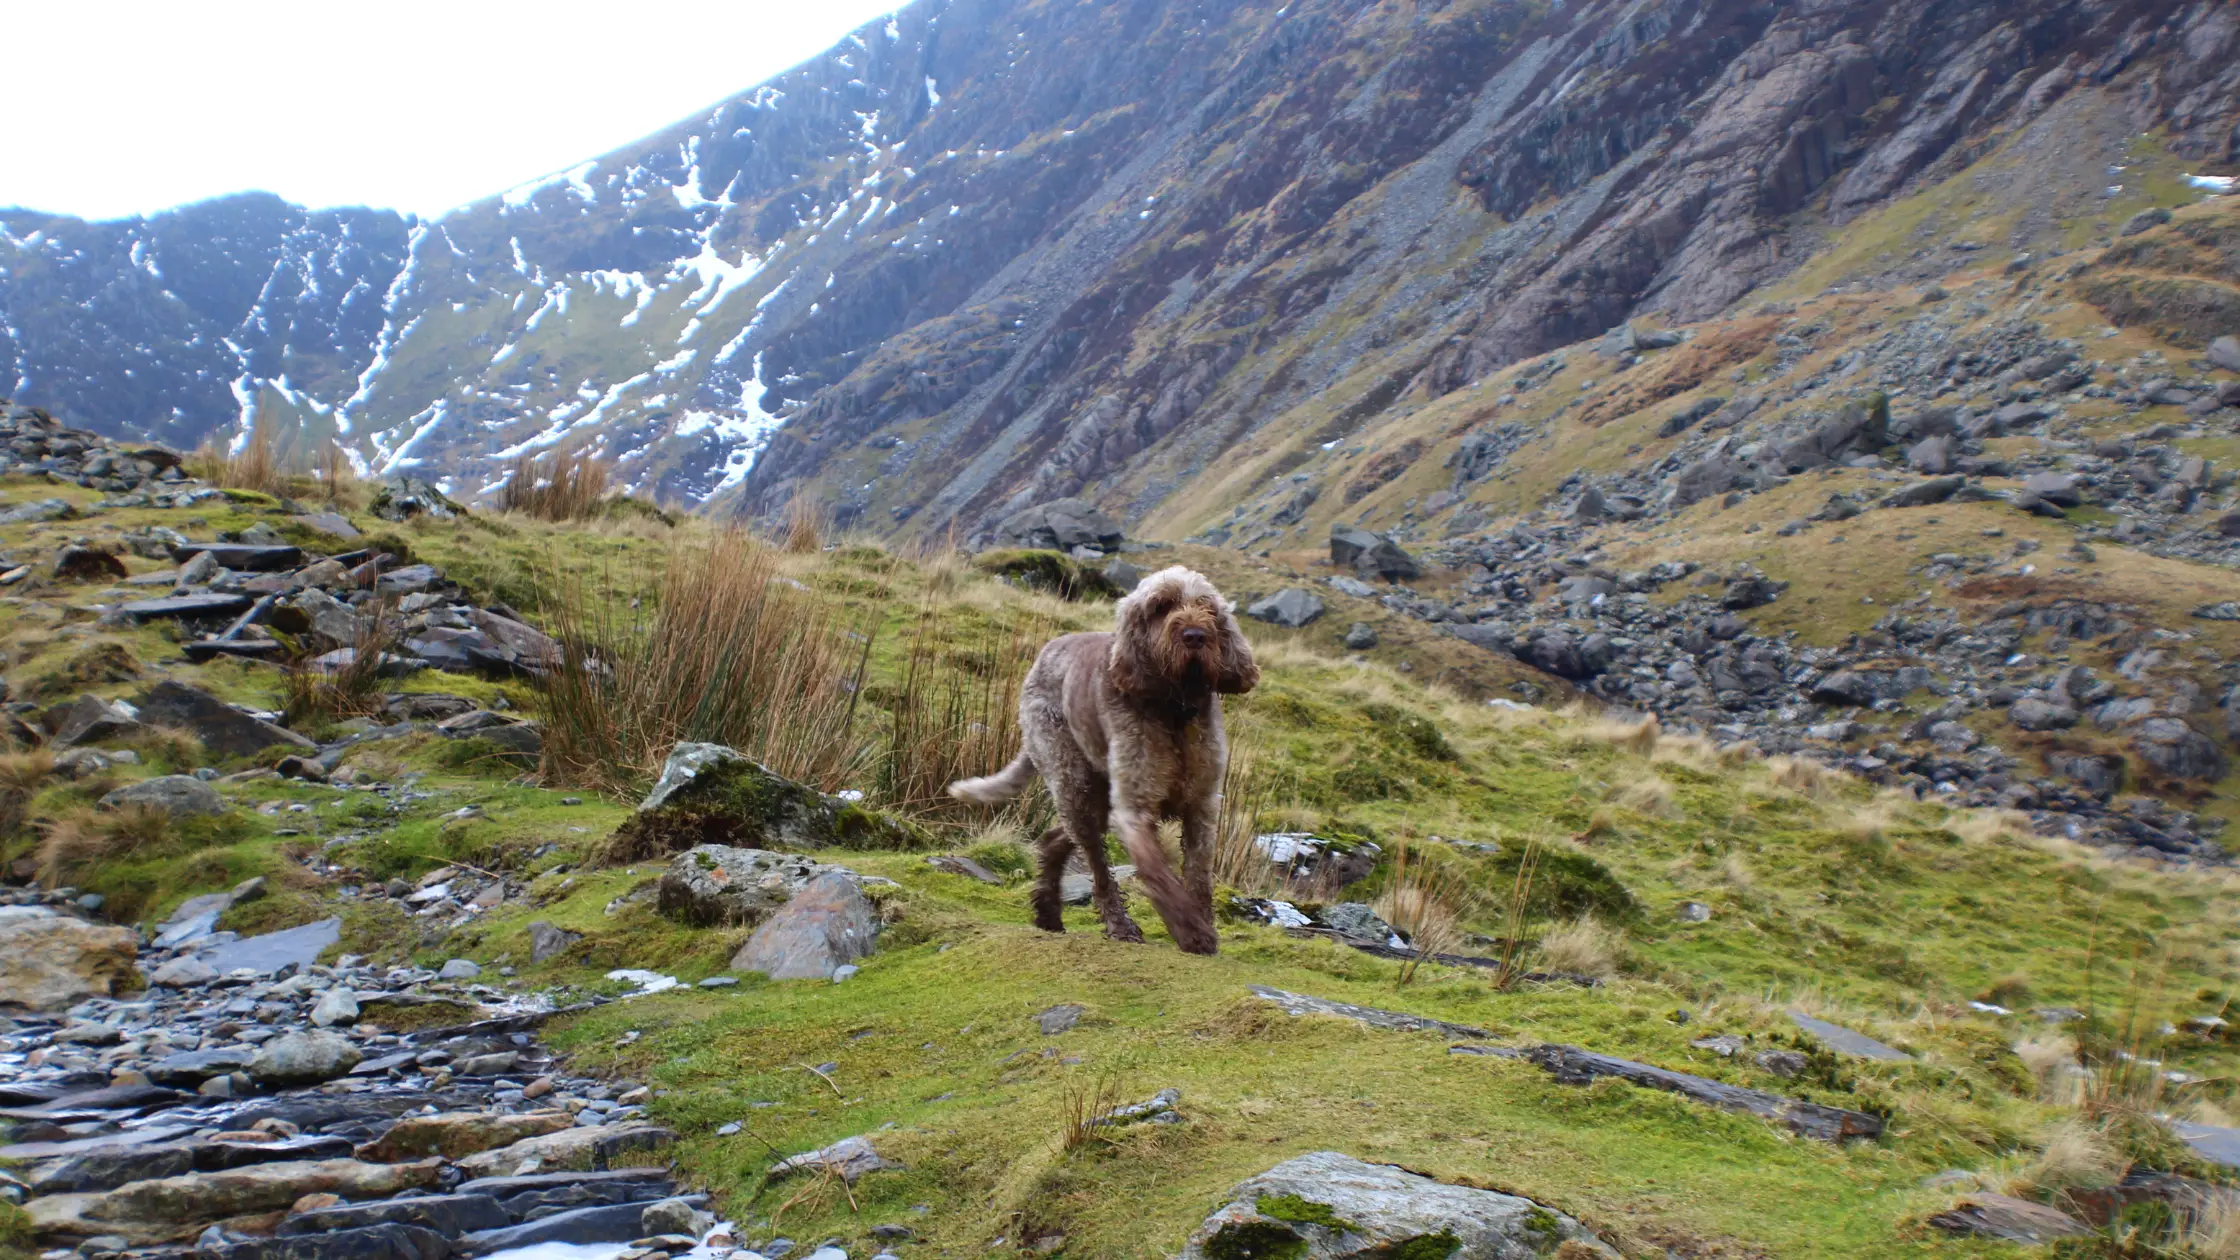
left=1246, top=588, right=1325, bottom=628
left=1881, top=475, right=1965, bottom=508
left=2119, top=207, right=2172, bottom=237
left=1906, top=434, right=1953, bottom=474
left=527, top=921, right=581, bottom=963
left=1342, top=622, right=1377, bottom=650
left=1249, top=986, right=1486, bottom=1038
left=631, top=743, right=921, bottom=854
left=248, top=1030, right=364, bottom=1086
left=370, top=476, right=466, bottom=523
left=100, top=775, right=226, bottom=818
left=1787, top=1011, right=1911, bottom=1061
left=1315, top=902, right=1394, bottom=943
left=458, top=1202, right=646, bottom=1254
left=309, top=986, right=360, bottom=1027
left=148, top=956, right=221, bottom=988
left=49, top=694, right=142, bottom=747
left=1101, top=558, right=1144, bottom=594
left=2009, top=698, right=2079, bottom=731
left=1036, top=1004, right=1086, bottom=1035
left=2191, top=602, right=2240, bottom=622
left=2022, top=471, right=2083, bottom=507
left=731, top=872, right=879, bottom=981
left=1929, top=1194, right=2090, bottom=1244
left=155, top=877, right=267, bottom=949
left=196, top=917, right=341, bottom=976
left=2132, top=718, right=2227, bottom=781
left=2210, top=335, right=2240, bottom=374
left=278, top=1193, right=510, bottom=1238
left=660, top=845, right=875, bottom=929
left=993, top=498, right=1123, bottom=552
left=639, top=1198, right=714, bottom=1240
left=145, top=1045, right=258, bottom=1085
left=438, top=958, right=481, bottom=980
left=768, top=1135, right=897, bottom=1184
left=1179, top=1151, right=1614, bottom=1259
left=135, top=680, right=314, bottom=758
left=201, top=1223, right=455, bottom=1260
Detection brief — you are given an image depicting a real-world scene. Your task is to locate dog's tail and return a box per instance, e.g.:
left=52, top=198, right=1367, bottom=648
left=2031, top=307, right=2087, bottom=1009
left=948, top=753, right=1037, bottom=804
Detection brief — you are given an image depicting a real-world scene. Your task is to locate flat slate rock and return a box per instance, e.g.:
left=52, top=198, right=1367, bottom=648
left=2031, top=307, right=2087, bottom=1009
left=2174, top=1121, right=2240, bottom=1169
left=168, top=542, right=304, bottom=571
left=454, top=1167, right=676, bottom=1198
left=117, top=592, right=256, bottom=621
left=456, top=1201, right=648, bottom=1254
left=0, top=1082, right=188, bottom=1117
left=1788, top=1011, right=1911, bottom=1060
left=29, top=1134, right=356, bottom=1194
left=202, top=1222, right=452, bottom=1260
left=1928, top=1193, right=2091, bottom=1243
left=279, top=1192, right=510, bottom=1238
left=137, top=679, right=315, bottom=757
left=196, top=917, right=341, bottom=975
left=0, top=1124, right=196, bottom=1163
left=1248, top=985, right=1488, bottom=1038
left=1512, top=1044, right=1885, bottom=1142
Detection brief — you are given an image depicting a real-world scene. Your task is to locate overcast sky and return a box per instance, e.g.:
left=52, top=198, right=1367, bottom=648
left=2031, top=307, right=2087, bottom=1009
left=5, top=0, right=905, bottom=222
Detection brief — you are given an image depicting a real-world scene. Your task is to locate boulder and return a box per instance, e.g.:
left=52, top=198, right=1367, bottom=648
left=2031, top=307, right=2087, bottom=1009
left=2009, top=698, right=2080, bottom=731
left=2209, top=335, right=2240, bottom=374
left=1246, top=588, right=1325, bottom=628
left=1342, top=622, right=1378, bottom=650
left=612, top=743, right=924, bottom=860
left=1179, top=1152, right=1614, bottom=1259
left=731, top=871, right=880, bottom=980
left=49, top=694, right=142, bottom=746
left=26, top=1158, right=442, bottom=1243
left=1906, top=434, right=1954, bottom=474
left=657, top=845, right=874, bottom=927
left=993, top=498, right=1123, bottom=552
left=53, top=546, right=128, bottom=582
left=355, top=1111, right=575, bottom=1163
left=309, top=986, right=360, bottom=1027
left=370, top=477, right=465, bottom=522
left=1928, top=1193, right=2090, bottom=1244
left=527, top=920, right=582, bottom=963
left=452, top=1124, right=675, bottom=1178
left=2131, top=718, right=2228, bottom=781
left=0, top=905, right=138, bottom=1011
left=1329, top=526, right=1419, bottom=579
left=2022, top=471, right=2083, bottom=507
left=100, top=775, right=227, bottom=818
left=248, top=1031, right=364, bottom=1087
left=135, top=680, right=314, bottom=758
left=277, top=1194, right=508, bottom=1239
left=1882, top=475, right=1964, bottom=508
left=1720, top=573, right=1784, bottom=610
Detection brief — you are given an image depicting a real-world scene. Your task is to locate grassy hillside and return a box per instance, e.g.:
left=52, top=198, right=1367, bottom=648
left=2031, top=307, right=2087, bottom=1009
left=4, top=481, right=2238, bottom=1257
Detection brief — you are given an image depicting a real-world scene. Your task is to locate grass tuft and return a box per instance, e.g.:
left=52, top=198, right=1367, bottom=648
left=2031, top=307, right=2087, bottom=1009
left=501, top=446, right=612, bottom=522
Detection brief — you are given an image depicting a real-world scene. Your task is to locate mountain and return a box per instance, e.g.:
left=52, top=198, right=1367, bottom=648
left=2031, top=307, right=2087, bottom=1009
left=3, top=0, right=2234, bottom=532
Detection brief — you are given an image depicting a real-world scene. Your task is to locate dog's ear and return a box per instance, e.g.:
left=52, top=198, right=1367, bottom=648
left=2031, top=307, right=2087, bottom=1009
left=1211, top=602, right=1260, bottom=694
left=1108, top=599, right=1160, bottom=698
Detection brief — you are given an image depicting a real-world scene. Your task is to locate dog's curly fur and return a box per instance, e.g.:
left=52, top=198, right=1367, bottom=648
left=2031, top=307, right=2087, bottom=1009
left=949, top=566, right=1258, bottom=954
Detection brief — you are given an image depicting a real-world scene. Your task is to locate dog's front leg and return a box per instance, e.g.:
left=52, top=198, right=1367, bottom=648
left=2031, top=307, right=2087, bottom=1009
left=1179, top=806, right=1217, bottom=923
left=1029, top=826, right=1071, bottom=933
left=1114, top=807, right=1218, bottom=955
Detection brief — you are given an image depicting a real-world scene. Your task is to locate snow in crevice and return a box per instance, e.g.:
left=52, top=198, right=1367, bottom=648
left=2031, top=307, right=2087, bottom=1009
left=691, top=350, right=789, bottom=500
left=376, top=399, right=451, bottom=472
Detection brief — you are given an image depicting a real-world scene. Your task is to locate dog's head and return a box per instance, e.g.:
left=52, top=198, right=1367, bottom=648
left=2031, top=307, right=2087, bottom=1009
left=1110, top=566, right=1259, bottom=699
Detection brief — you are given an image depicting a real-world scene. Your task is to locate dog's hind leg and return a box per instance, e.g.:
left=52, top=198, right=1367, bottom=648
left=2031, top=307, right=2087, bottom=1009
left=1071, top=796, right=1143, bottom=943
left=1029, top=826, right=1071, bottom=933
left=1179, top=805, right=1217, bottom=924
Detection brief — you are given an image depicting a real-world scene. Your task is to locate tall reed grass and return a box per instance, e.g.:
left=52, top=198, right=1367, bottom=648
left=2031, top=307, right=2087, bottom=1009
left=877, top=599, right=1048, bottom=817
left=537, top=530, right=874, bottom=796
left=501, top=446, right=612, bottom=521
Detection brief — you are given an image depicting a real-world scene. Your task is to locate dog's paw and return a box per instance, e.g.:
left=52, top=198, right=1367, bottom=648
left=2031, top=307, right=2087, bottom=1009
left=1031, top=894, right=1067, bottom=934
left=1103, top=915, right=1146, bottom=944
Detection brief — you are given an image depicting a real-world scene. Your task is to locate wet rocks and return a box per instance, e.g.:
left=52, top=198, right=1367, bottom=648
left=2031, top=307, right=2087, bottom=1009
left=354, top=1111, right=576, bottom=1163
left=1180, top=1151, right=1614, bottom=1259
left=731, top=871, right=880, bottom=981
left=0, top=905, right=138, bottom=1011
left=1246, top=588, right=1325, bottom=627
left=248, top=1032, right=364, bottom=1087
left=28, top=1158, right=444, bottom=1244
left=451, top=1123, right=674, bottom=1177
left=657, top=845, right=877, bottom=928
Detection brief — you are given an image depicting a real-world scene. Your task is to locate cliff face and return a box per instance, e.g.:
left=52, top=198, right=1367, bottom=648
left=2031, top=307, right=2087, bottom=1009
left=2, top=0, right=2234, bottom=532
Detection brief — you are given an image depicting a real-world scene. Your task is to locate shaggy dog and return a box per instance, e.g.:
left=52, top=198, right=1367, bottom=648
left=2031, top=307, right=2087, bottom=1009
left=948, top=566, right=1258, bottom=954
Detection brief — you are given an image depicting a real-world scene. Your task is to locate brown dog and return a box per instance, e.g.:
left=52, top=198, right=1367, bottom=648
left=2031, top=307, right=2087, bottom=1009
left=948, top=566, right=1258, bottom=953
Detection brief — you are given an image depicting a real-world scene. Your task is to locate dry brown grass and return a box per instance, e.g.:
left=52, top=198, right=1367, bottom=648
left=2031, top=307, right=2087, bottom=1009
left=1375, top=840, right=1478, bottom=984
left=1610, top=774, right=1679, bottom=818
left=314, top=438, right=363, bottom=508
left=1209, top=718, right=1280, bottom=897
left=0, top=750, right=54, bottom=839
left=1575, top=712, right=1660, bottom=757
left=1764, top=754, right=1843, bottom=801
left=36, top=803, right=174, bottom=887
left=782, top=491, right=825, bottom=553
left=537, top=528, right=872, bottom=795
left=501, top=446, right=612, bottom=521
left=1537, top=914, right=1621, bottom=979
left=1059, top=1070, right=1130, bottom=1153
left=188, top=416, right=287, bottom=496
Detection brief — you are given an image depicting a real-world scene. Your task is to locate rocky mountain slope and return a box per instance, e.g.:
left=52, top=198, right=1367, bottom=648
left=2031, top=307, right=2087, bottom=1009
left=4, top=0, right=2235, bottom=526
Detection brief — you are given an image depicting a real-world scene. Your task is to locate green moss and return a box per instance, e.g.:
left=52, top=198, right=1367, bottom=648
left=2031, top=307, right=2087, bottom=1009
left=1205, top=1220, right=1308, bottom=1260
left=600, top=757, right=931, bottom=864
left=1255, top=1194, right=1357, bottom=1233
left=1381, top=1231, right=1462, bottom=1260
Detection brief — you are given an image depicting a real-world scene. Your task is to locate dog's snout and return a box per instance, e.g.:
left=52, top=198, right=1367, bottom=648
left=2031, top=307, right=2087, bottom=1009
left=1181, top=626, right=1208, bottom=648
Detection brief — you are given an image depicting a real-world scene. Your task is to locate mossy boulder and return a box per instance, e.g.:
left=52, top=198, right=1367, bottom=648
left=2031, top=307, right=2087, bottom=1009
left=600, top=743, right=929, bottom=864
left=974, top=548, right=1122, bottom=600
left=1182, top=1151, right=1615, bottom=1258
left=1191, top=1156, right=1612, bottom=1246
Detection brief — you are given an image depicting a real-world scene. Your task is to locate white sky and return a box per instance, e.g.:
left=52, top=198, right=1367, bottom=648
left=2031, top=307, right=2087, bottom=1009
left=4, top=0, right=906, bottom=222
